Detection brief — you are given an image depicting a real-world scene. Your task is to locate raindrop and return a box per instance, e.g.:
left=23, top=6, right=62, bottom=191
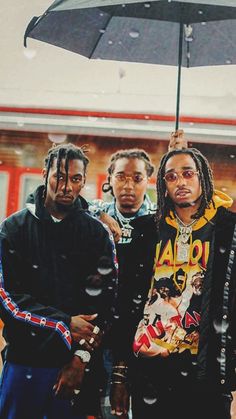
left=144, top=3, right=151, bottom=8
left=213, top=319, right=229, bottom=334
left=85, top=368, right=90, bottom=373
left=85, top=287, right=102, bottom=297
left=113, top=314, right=120, bottom=320
left=201, top=22, right=206, bottom=25
left=60, top=254, right=67, bottom=260
left=26, top=374, right=32, bottom=380
left=17, top=120, right=24, bottom=127
left=129, top=30, right=140, bottom=39
left=186, top=52, right=191, bottom=59
left=118, top=41, right=123, bottom=45
left=133, top=294, right=142, bottom=304
left=31, top=331, right=36, bottom=337
left=99, top=29, right=106, bottom=34
left=122, top=4, right=126, bottom=7
left=87, top=116, right=98, bottom=122
left=100, top=12, right=104, bottom=16
left=98, top=267, right=112, bottom=275
left=108, top=40, right=113, bottom=45
left=14, top=149, right=23, bottom=155
left=71, top=400, right=75, bottom=406
left=226, top=59, right=232, bottom=64
left=192, top=361, right=197, bottom=366
left=229, top=154, right=235, bottom=159
left=32, top=265, right=38, bottom=269
left=119, top=68, right=126, bottom=79
left=180, top=370, right=188, bottom=377
left=219, top=246, right=226, bottom=254
left=198, top=10, right=203, bottom=14
left=143, top=396, right=158, bottom=405
left=23, top=48, right=36, bottom=59
left=48, top=134, right=67, bottom=144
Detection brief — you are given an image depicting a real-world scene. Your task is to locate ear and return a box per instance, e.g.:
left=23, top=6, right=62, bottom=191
left=42, top=168, right=47, bottom=180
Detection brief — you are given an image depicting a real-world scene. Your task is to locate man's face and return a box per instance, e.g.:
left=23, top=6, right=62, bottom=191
left=164, top=154, right=202, bottom=209
left=110, top=157, right=149, bottom=213
left=43, top=158, right=86, bottom=209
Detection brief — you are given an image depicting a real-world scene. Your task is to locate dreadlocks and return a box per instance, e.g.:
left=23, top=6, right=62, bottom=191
left=102, top=149, right=154, bottom=195
left=155, top=148, right=214, bottom=226
left=44, top=143, right=89, bottom=196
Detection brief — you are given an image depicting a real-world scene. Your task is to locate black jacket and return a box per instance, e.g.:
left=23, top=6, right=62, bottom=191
left=0, top=186, right=118, bottom=368
left=114, top=207, right=236, bottom=391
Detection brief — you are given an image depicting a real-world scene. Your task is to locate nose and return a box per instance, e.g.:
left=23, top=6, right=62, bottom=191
left=62, top=179, right=72, bottom=193
left=123, top=177, right=135, bottom=188
left=176, top=173, right=187, bottom=186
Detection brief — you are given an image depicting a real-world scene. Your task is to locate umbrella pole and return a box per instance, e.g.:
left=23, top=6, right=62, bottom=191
left=175, top=22, right=184, bottom=132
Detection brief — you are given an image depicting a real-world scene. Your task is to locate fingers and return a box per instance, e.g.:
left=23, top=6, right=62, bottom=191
left=79, top=313, right=98, bottom=321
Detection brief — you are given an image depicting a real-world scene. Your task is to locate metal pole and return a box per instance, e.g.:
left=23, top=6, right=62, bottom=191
left=175, top=21, right=184, bottom=132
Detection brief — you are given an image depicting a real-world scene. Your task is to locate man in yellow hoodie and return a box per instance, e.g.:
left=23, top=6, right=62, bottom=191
left=110, top=148, right=236, bottom=419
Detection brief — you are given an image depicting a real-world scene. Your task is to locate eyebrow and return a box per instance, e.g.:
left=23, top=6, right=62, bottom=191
left=165, top=165, right=195, bottom=173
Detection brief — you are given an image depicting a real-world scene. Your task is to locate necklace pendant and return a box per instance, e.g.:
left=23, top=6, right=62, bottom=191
left=121, top=227, right=132, bottom=238
left=177, top=242, right=190, bottom=262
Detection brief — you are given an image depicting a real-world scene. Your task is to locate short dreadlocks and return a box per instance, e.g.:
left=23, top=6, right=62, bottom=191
left=44, top=143, right=89, bottom=196
left=102, top=149, right=154, bottom=195
left=156, top=148, right=214, bottom=225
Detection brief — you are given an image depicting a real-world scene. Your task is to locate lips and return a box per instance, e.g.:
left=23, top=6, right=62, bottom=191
left=57, top=194, right=73, bottom=201
left=120, top=194, right=135, bottom=200
left=175, top=189, right=191, bottom=198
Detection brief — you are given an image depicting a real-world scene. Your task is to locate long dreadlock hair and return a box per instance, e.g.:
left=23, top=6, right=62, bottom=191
left=44, top=143, right=89, bottom=196
left=155, top=148, right=214, bottom=227
left=102, top=149, right=154, bottom=195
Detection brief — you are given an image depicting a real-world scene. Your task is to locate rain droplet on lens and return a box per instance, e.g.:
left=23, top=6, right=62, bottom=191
left=9, top=249, right=15, bottom=254
left=144, top=3, right=151, bottom=8
left=226, top=59, right=232, bottom=64
left=32, top=265, right=38, bottom=269
left=85, top=368, right=90, bottom=373
left=129, top=30, right=140, bottom=39
left=26, top=374, right=32, bottom=380
left=201, top=22, right=206, bottom=25
left=198, top=10, right=203, bottom=14
left=219, top=246, right=226, bottom=254
left=108, top=40, right=113, bottom=45
left=99, top=29, right=106, bottom=34
left=97, top=267, right=112, bottom=275
left=229, top=154, right=235, bottom=159
left=85, top=287, right=102, bottom=297
left=213, top=319, right=229, bottom=334
left=31, top=331, right=36, bottom=337
left=180, top=370, right=188, bottom=377
left=119, top=68, right=126, bottom=79
left=143, top=396, right=158, bottom=405
left=23, top=48, right=36, bottom=59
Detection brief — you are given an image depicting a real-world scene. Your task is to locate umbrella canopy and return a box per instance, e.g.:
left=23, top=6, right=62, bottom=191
left=24, top=0, right=236, bottom=129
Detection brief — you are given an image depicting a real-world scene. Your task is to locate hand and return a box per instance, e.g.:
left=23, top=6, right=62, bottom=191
left=99, top=212, right=122, bottom=243
left=70, top=314, right=102, bottom=351
left=168, top=129, right=188, bottom=151
left=53, top=356, right=86, bottom=399
left=110, top=382, right=130, bottom=417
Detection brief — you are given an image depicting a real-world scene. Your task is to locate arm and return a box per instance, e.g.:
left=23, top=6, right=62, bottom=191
left=88, top=199, right=122, bottom=243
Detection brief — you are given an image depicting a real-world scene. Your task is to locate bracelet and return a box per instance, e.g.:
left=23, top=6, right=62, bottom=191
left=110, top=381, right=127, bottom=385
left=113, top=365, right=128, bottom=369
left=113, top=372, right=126, bottom=378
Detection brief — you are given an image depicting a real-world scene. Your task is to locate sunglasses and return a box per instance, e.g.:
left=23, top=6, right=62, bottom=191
left=113, top=173, right=147, bottom=184
left=163, top=170, right=199, bottom=183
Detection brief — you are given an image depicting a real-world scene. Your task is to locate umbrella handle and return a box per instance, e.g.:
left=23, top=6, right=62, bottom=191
left=175, top=22, right=184, bottom=132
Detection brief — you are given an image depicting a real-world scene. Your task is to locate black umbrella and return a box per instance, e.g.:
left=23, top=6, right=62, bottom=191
left=24, top=0, right=236, bottom=130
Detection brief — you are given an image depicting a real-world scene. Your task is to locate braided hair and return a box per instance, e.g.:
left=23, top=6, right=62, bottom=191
left=155, top=148, right=214, bottom=226
left=102, top=149, right=154, bottom=195
left=44, top=143, right=89, bottom=196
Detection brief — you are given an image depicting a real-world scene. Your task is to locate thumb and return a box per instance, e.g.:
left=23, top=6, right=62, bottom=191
left=80, top=313, right=98, bottom=321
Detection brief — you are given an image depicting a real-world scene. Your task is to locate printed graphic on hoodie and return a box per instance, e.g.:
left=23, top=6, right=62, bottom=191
left=133, top=191, right=232, bottom=358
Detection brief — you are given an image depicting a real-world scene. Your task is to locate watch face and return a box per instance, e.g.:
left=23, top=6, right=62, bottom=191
left=75, top=350, right=91, bottom=363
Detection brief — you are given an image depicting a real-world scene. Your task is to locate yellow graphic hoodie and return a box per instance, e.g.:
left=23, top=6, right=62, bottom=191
left=133, top=191, right=232, bottom=358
